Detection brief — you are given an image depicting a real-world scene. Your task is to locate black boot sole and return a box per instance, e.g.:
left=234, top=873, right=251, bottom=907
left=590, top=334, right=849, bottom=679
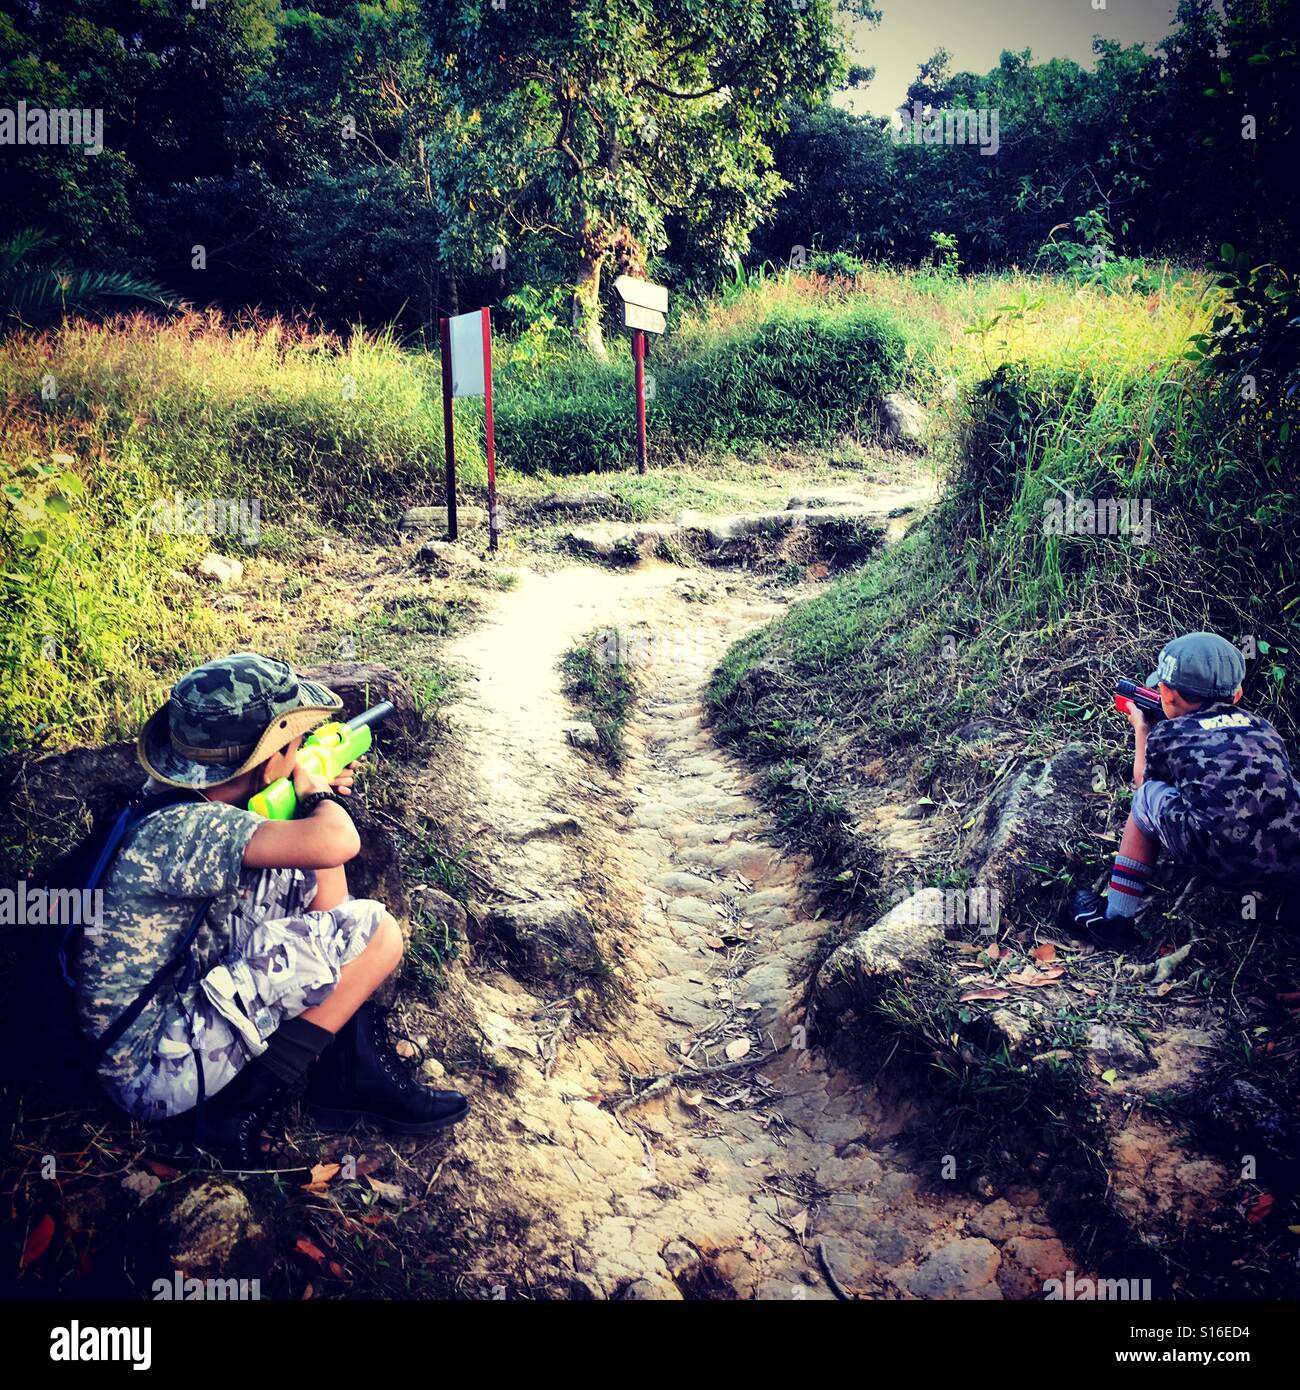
left=305, top=1098, right=470, bottom=1135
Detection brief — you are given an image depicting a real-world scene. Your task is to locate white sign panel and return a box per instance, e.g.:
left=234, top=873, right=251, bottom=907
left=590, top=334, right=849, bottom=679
left=614, top=275, right=668, bottom=314
left=622, top=302, right=667, bottom=334
left=448, top=309, right=486, bottom=398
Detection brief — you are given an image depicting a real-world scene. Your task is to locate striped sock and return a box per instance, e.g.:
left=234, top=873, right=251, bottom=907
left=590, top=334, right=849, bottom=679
left=1105, top=853, right=1153, bottom=920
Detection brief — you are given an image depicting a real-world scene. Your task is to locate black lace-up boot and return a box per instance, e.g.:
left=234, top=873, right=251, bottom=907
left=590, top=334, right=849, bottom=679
left=305, top=1002, right=468, bottom=1134
left=184, top=1015, right=336, bottom=1171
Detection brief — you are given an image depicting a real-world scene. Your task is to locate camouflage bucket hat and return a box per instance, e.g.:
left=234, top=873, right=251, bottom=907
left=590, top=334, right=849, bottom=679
left=138, top=652, right=343, bottom=790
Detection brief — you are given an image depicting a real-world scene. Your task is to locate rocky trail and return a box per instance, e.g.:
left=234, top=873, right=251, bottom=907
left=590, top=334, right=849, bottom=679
left=390, top=493, right=1083, bottom=1301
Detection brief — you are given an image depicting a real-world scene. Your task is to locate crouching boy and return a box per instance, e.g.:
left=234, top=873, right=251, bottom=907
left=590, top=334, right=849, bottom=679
left=1072, top=631, right=1300, bottom=949
left=76, top=653, right=468, bottom=1169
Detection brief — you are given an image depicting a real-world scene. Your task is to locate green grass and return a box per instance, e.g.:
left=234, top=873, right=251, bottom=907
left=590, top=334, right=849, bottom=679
left=560, top=630, right=638, bottom=769
left=0, top=311, right=485, bottom=752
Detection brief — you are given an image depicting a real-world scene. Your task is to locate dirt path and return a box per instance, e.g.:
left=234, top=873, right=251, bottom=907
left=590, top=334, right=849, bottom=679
left=402, top=538, right=1079, bottom=1300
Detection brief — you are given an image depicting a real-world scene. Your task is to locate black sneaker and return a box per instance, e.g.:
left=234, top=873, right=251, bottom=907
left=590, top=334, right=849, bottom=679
left=305, top=1003, right=468, bottom=1135
left=1068, top=888, right=1132, bottom=951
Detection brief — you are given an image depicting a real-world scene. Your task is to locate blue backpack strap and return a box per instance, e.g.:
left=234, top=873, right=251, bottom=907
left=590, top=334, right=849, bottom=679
left=92, top=896, right=212, bottom=1059
left=72, top=790, right=215, bottom=1059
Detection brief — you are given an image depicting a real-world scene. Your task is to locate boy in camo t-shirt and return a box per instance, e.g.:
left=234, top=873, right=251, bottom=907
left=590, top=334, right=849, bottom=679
left=76, top=653, right=468, bottom=1168
left=1071, top=632, right=1300, bottom=950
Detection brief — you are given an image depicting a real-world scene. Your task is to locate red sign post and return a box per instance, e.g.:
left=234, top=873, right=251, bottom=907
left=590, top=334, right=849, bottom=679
left=438, top=306, right=498, bottom=551
left=632, top=327, right=648, bottom=475
left=613, top=275, right=668, bottom=475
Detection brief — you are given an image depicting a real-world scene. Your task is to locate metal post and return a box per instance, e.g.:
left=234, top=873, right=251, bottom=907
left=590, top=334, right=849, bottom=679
left=481, top=306, right=498, bottom=553
left=438, top=315, right=458, bottom=542
left=633, top=328, right=648, bottom=474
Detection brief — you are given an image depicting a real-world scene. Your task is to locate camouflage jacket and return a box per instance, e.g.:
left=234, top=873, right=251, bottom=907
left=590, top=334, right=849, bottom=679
left=1144, top=701, right=1300, bottom=884
left=74, top=796, right=267, bottom=1095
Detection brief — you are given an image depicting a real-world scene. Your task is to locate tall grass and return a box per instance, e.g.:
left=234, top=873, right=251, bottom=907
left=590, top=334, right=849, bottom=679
left=0, top=312, right=482, bottom=750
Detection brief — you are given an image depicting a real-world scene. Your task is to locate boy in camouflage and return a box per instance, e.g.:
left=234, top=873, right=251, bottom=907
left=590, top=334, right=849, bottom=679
left=76, top=653, right=468, bottom=1168
left=1072, top=631, right=1300, bottom=949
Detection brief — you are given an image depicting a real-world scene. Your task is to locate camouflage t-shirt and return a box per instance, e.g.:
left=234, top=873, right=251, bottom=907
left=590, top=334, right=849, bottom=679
left=75, top=798, right=265, bottom=1095
left=1143, top=701, right=1300, bottom=884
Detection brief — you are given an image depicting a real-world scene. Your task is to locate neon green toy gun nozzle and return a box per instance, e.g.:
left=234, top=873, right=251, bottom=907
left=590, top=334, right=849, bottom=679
left=248, top=701, right=394, bottom=819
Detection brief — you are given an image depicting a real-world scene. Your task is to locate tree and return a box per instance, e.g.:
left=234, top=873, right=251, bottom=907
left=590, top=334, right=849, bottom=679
left=421, top=0, right=875, bottom=355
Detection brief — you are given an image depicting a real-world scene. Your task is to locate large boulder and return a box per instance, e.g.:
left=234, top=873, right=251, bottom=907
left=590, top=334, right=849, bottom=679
left=1193, top=1076, right=1300, bottom=1171
left=296, top=661, right=421, bottom=746
left=812, top=887, right=949, bottom=1024
left=961, top=745, right=1096, bottom=906
left=878, top=393, right=929, bottom=450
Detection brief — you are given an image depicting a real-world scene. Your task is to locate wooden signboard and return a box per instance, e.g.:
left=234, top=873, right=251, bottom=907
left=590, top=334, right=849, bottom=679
left=622, top=301, right=667, bottom=334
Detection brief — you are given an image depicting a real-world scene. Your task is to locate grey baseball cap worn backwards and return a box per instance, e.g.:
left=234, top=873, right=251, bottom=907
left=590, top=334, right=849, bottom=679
left=1147, top=631, right=1246, bottom=701
left=138, top=652, right=342, bottom=789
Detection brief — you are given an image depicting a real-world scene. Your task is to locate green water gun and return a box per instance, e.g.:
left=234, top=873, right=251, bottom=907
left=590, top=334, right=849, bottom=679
left=248, top=701, right=394, bottom=819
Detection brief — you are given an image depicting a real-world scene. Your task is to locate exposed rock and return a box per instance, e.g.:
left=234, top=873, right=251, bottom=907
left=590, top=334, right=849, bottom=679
left=954, top=717, right=1009, bottom=745
left=988, top=1008, right=1035, bottom=1052
left=296, top=661, right=422, bottom=745
left=961, top=745, right=1096, bottom=905
left=399, top=505, right=486, bottom=532
left=416, top=539, right=478, bottom=578
left=619, top=1276, right=684, bottom=1300
left=661, top=1240, right=701, bottom=1279
left=967, top=1198, right=1019, bottom=1241
left=878, top=392, right=929, bottom=450
left=135, top=1175, right=274, bottom=1288
left=907, top=1238, right=1002, bottom=1299
left=1193, top=1076, right=1300, bottom=1170
left=506, top=813, right=582, bottom=842
left=996, top=1236, right=1071, bottom=1299
left=563, top=721, right=601, bottom=750
left=566, top=521, right=677, bottom=563
left=410, top=886, right=468, bottom=938
left=197, top=552, right=243, bottom=586
left=482, top=898, right=602, bottom=979
left=812, top=888, right=949, bottom=1024
left=1086, top=1023, right=1154, bottom=1075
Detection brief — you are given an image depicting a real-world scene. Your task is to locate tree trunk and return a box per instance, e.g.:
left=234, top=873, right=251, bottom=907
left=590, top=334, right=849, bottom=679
left=572, top=251, right=607, bottom=358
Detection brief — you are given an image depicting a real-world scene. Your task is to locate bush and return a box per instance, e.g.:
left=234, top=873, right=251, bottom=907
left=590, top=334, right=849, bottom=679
left=493, top=284, right=912, bottom=475
left=662, top=303, right=906, bottom=448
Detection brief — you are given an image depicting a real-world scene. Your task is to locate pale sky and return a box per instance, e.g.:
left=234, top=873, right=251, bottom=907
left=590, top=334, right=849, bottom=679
left=840, top=0, right=1184, bottom=116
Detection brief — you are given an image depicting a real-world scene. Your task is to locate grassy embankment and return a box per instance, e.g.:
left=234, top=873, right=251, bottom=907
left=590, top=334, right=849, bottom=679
left=705, top=262, right=1300, bottom=1290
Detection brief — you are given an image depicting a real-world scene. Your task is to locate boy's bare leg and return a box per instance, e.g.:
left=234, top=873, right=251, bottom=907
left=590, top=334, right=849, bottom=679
left=1103, top=812, right=1158, bottom=923
left=298, top=912, right=402, bottom=1034
left=1118, top=813, right=1159, bottom=866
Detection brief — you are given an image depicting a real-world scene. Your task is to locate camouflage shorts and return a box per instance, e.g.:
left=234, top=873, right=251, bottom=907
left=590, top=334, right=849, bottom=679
left=109, top=870, right=385, bottom=1120
left=1131, top=778, right=1197, bottom=859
